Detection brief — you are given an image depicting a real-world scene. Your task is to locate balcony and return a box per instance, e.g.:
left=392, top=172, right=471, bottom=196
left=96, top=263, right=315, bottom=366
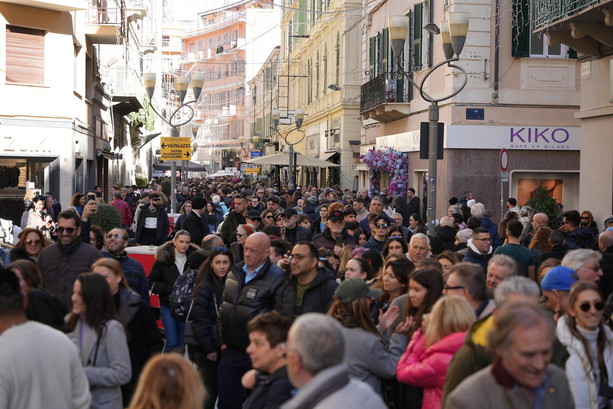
left=1, top=0, right=85, bottom=12
left=360, top=73, right=412, bottom=123
left=105, top=66, right=144, bottom=115
left=85, top=0, right=121, bottom=44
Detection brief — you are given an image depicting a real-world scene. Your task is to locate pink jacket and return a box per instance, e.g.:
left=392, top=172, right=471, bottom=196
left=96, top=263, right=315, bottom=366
left=396, top=330, right=467, bottom=409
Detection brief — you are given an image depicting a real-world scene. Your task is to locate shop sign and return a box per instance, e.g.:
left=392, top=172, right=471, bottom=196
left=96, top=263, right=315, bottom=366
left=446, top=125, right=580, bottom=150
left=160, top=137, right=192, bottom=161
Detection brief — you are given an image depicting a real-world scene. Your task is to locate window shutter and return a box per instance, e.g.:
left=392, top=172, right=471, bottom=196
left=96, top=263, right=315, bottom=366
left=6, top=26, right=44, bottom=84
left=512, top=0, right=530, bottom=57
left=369, top=36, right=376, bottom=80
left=412, top=3, right=423, bottom=71
left=382, top=28, right=389, bottom=74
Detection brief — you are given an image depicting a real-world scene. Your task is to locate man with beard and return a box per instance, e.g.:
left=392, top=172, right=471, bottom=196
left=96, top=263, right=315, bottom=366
left=313, top=210, right=358, bottom=256
left=221, top=194, right=249, bottom=246
left=281, top=209, right=313, bottom=246
left=135, top=192, right=169, bottom=246
left=37, top=211, right=101, bottom=310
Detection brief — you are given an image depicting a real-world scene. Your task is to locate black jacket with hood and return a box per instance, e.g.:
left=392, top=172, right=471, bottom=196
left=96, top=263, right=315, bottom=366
left=274, top=267, right=338, bottom=320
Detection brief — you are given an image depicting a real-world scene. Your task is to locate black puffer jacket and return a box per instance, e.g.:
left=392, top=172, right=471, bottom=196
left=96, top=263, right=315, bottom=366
left=313, top=227, right=358, bottom=252
left=191, top=276, right=225, bottom=353
left=219, top=258, right=286, bottom=352
left=564, top=227, right=595, bottom=249
left=283, top=225, right=313, bottom=246
left=147, top=241, right=197, bottom=306
left=274, top=267, right=338, bottom=320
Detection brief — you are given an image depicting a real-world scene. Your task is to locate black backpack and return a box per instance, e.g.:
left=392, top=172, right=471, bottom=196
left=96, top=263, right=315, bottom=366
left=169, top=268, right=197, bottom=321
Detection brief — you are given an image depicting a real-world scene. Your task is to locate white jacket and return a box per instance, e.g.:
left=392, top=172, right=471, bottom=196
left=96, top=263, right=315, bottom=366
left=556, top=317, right=613, bottom=409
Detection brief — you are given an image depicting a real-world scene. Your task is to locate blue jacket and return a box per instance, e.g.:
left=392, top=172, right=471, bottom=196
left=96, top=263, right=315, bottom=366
left=479, top=217, right=500, bottom=249
left=101, top=250, right=149, bottom=303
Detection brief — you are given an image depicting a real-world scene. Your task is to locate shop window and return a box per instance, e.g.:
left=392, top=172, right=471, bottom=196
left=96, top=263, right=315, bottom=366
left=517, top=179, right=563, bottom=206
left=6, top=25, right=45, bottom=85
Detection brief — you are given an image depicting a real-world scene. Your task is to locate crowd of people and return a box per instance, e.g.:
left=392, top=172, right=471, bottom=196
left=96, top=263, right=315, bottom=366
left=0, top=178, right=613, bottom=409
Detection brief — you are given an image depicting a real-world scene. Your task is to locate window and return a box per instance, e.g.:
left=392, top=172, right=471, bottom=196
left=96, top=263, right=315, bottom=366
left=307, top=59, right=312, bottom=104
left=6, top=25, right=45, bottom=84
left=323, top=45, right=328, bottom=94
left=189, top=43, right=195, bottom=54
left=529, top=32, right=567, bottom=57
left=208, top=38, right=213, bottom=50
left=162, top=35, right=170, bottom=47
left=198, top=40, right=203, bottom=51
left=335, top=33, right=340, bottom=85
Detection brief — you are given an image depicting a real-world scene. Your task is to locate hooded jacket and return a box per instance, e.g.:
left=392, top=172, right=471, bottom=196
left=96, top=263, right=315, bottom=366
left=436, top=225, right=457, bottom=251
left=478, top=217, right=500, bottom=249
left=462, top=239, right=492, bottom=274
left=147, top=241, right=197, bottom=306
left=397, top=330, right=468, bottom=409
left=312, top=227, right=358, bottom=252
left=101, top=250, right=149, bottom=303
left=274, top=267, right=338, bottom=320
left=564, top=227, right=596, bottom=250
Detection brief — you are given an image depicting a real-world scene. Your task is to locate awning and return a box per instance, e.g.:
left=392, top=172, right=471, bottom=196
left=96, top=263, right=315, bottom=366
left=243, top=152, right=340, bottom=167
left=319, top=151, right=340, bottom=162
left=112, top=96, right=143, bottom=116
left=153, top=161, right=206, bottom=172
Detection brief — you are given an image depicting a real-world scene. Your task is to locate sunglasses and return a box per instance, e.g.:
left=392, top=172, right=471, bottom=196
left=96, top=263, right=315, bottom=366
left=56, top=227, right=76, bottom=234
left=375, top=223, right=388, bottom=229
left=213, top=246, right=229, bottom=252
left=106, top=233, right=124, bottom=240
left=264, top=215, right=274, bottom=219
left=26, top=239, right=42, bottom=245
left=579, top=301, right=605, bottom=312
left=443, top=285, right=465, bottom=290
left=580, top=217, right=589, bottom=220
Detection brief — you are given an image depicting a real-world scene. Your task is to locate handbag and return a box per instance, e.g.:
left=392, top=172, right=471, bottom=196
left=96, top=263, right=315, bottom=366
left=183, top=299, right=199, bottom=347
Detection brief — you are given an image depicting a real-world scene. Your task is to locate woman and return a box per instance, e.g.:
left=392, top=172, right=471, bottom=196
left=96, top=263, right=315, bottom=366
left=90, top=225, right=105, bottom=250
left=396, top=296, right=476, bottom=409
left=8, top=259, right=66, bottom=330
left=436, top=250, right=460, bottom=282
left=9, top=228, right=47, bottom=263
left=312, top=204, right=329, bottom=235
left=261, top=209, right=275, bottom=226
left=68, top=193, right=86, bottom=216
left=338, top=245, right=357, bottom=280
left=380, top=257, right=412, bottom=310
left=529, top=225, right=553, bottom=268
left=190, top=247, right=233, bottom=409
left=91, top=258, right=163, bottom=406
left=557, top=281, right=613, bottom=409
left=148, top=230, right=197, bottom=352
left=274, top=214, right=285, bottom=228
left=328, top=278, right=409, bottom=398
left=408, top=213, right=427, bottom=235
left=297, top=214, right=312, bottom=230
left=204, top=201, right=224, bottom=233
left=354, top=228, right=370, bottom=246
left=231, top=224, right=256, bottom=264
left=581, top=210, right=600, bottom=237
left=25, top=195, right=55, bottom=238
left=126, top=354, right=205, bottom=409
left=175, top=200, right=193, bottom=231
left=67, top=273, right=131, bottom=409
left=383, top=236, right=409, bottom=259
left=498, top=211, right=519, bottom=246
left=344, top=257, right=374, bottom=281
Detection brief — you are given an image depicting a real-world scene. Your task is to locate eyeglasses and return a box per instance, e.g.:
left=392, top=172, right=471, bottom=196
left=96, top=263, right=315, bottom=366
left=26, top=239, right=42, bottom=245
left=289, top=254, right=315, bottom=262
left=585, top=264, right=602, bottom=271
left=213, top=246, right=229, bottom=252
left=474, top=237, right=492, bottom=242
left=579, top=301, right=605, bottom=312
left=375, top=223, right=389, bottom=229
left=106, top=233, right=124, bottom=240
left=57, top=227, right=75, bottom=234
left=443, top=285, right=465, bottom=291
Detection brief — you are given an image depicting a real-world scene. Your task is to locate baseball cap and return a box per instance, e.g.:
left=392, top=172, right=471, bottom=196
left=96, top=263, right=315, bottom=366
left=246, top=210, right=261, bottom=220
left=329, top=210, right=344, bottom=221
left=335, top=278, right=382, bottom=303
left=541, top=266, right=576, bottom=291
left=282, top=208, right=298, bottom=217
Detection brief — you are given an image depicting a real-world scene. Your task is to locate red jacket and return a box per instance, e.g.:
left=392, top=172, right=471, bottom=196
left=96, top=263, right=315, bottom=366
left=110, top=199, right=132, bottom=227
left=396, top=330, right=467, bottom=409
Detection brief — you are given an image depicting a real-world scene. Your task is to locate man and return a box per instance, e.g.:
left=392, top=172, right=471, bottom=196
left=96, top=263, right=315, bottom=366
left=561, top=248, right=603, bottom=283
left=134, top=192, right=169, bottom=246
left=406, top=187, right=420, bottom=216
left=186, top=234, right=226, bottom=268
left=0, top=270, right=91, bottom=409
left=218, top=232, right=286, bottom=409
left=459, top=191, right=473, bottom=207
left=540, top=265, right=574, bottom=319
left=561, top=209, right=595, bottom=249
left=45, top=191, right=61, bottom=222
left=343, top=208, right=357, bottom=223
left=267, top=196, right=282, bottom=214
left=281, top=209, right=313, bottom=246
left=358, top=188, right=371, bottom=208
left=362, top=215, right=389, bottom=252
left=462, top=227, right=493, bottom=274
left=221, top=194, right=249, bottom=245
left=506, top=197, right=520, bottom=214
left=281, top=313, right=387, bottom=409
left=313, top=210, right=358, bottom=255
left=407, top=233, right=430, bottom=263
left=249, top=196, right=265, bottom=213
left=246, top=210, right=263, bottom=231
left=270, top=239, right=291, bottom=266
left=37, top=210, right=101, bottom=310
left=182, top=196, right=210, bottom=246
left=486, top=254, right=518, bottom=289
left=358, top=197, right=392, bottom=234
left=436, top=216, right=457, bottom=251
left=94, top=184, right=103, bottom=198
left=540, top=229, right=568, bottom=264
left=275, top=242, right=338, bottom=320
left=445, top=303, right=574, bottom=409
left=521, top=212, right=549, bottom=247
left=598, top=230, right=613, bottom=299
left=110, top=191, right=133, bottom=229
left=494, top=220, right=536, bottom=279
left=444, top=262, right=495, bottom=319
left=392, top=212, right=412, bottom=242
left=243, top=312, right=294, bottom=409
left=442, top=277, right=542, bottom=404
left=352, top=197, right=369, bottom=223
left=101, top=227, right=149, bottom=302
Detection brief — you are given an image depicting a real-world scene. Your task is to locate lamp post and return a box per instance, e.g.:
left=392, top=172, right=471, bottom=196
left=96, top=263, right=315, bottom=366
left=389, top=12, right=469, bottom=235
left=144, top=72, right=204, bottom=213
left=271, top=110, right=305, bottom=189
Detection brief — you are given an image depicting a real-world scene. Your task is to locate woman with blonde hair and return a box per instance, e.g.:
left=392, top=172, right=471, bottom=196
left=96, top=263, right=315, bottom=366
left=127, top=353, right=205, bottom=409
left=396, top=296, right=476, bottom=409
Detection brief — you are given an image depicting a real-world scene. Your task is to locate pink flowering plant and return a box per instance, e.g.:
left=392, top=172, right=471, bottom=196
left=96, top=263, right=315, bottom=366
left=360, top=148, right=409, bottom=197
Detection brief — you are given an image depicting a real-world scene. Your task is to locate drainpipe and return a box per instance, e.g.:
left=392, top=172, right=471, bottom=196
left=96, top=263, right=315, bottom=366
left=493, top=0, right=500, bottom=100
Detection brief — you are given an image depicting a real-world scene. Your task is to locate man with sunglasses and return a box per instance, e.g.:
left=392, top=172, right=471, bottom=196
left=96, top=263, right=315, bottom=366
left=313, top=210, right=358, bottom=256
left=101, top=228, right=149, bottom=302
left=463, top=227, right=494, bottom=275
left=37, top=210, right=102, bottom=310
left=560, top=210, right=595, bottom=250
left=281, top=209, right=313, bottom=246
left=362, top=215, right=389, bottom=252
left=134, top=192, right=169, bottom=246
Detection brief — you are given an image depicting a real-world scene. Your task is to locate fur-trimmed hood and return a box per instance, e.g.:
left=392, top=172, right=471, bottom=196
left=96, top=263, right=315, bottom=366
left=154, top=241, right=198, bottom=264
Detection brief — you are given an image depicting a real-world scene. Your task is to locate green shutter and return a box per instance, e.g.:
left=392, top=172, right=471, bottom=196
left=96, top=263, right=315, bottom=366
left=369, top=36, right=376, bottom=79
left=413, top=3, right=423, bottom=71
left=382, top=28, right=389, bottom=73
left=512, top=0, right=530, bottom=57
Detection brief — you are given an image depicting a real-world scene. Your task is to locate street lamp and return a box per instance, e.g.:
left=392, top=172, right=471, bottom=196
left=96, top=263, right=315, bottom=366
left=388, top=11, right=469, bottom=235
left=271, top=109, right=305, bottom=189
left=144, top=72, right=204, bottom=213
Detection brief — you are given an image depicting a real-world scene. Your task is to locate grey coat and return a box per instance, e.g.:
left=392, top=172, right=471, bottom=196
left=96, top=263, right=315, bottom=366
left=69, top=319, right=132, bottom=409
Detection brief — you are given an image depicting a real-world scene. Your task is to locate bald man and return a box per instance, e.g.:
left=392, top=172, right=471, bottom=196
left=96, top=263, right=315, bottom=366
left=521, top=212, right=549, bottom=247
left=217, top=232, right=286, bottom=409
left=598, top=230, right=613, bottom=300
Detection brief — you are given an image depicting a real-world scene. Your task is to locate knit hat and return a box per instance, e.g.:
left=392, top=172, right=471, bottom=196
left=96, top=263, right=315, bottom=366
left=335, top=278, right=382, bottom=303
left=240, top=224, right=255, bottom=236
left=541, top=266, right=576, bottom=291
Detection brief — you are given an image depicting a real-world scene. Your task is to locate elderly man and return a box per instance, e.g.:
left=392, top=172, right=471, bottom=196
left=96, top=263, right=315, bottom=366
left=445, top=303, right=574, bottom=409
left=561, top=249, right=603, bottom=283
left=541, top=265, right=575, bottom=319
left=218, top=232, right=286, bottom=409
left=313, top=210, right=357, bottom=256
left=444, top=262, right=495, bottom=319
left=281, top=208, right=313, bottom=246
left=407, top=233, right=430, bottom=263
left=521, top=212, right=549, bottom=246
left=436, top=216, right=457, bottom=251
left=486, top=254, right=518, bottom=290
left=281, top=313, right=387, bottom=409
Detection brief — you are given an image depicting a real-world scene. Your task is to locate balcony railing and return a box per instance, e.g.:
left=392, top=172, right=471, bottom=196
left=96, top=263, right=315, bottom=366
left=360, top=72, right=412, bottom=113
left=86, top=1, right=121, bottom=25
left=533, top=0, right=600, bottom=29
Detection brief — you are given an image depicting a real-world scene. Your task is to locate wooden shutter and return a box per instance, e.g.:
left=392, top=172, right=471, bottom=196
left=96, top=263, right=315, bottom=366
left=412, top=3, right=423, bottom=71
left=512, top=0, right=530, bottom=57
left=369, top=36, right=376, bottom=80
left=6, top=25, right=45, bottom=85
left=382, top=28, right=389, bottom=74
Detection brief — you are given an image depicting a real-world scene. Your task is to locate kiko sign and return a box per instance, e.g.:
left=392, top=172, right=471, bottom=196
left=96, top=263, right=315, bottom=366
left=446, top=125, right=580, bottom=150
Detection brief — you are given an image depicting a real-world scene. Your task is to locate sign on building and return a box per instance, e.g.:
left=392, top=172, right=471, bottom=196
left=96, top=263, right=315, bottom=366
left=160, top=137, right=192, bottom=161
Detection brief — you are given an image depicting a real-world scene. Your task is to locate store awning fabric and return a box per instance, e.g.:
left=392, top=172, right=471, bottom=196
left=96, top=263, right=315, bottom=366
left=243, top=152, right=340, bottom=167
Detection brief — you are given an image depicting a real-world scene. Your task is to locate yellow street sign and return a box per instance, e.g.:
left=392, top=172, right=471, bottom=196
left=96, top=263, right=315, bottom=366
left=243, top=168, right=260, bottom=174
left=160, top=137, right=192, bottom=161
